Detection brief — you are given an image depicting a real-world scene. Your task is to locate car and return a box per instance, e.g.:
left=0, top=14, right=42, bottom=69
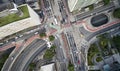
left=0, top=43, right=3, bottom=46
left=11, top=56, right=14, bottom=60
left=19, top=35, right=23, bottom=37
left=15, top=37, right=18, bottom=39
left=5, top=40, right=8, bottom=43
left=34, top=32, right=38, bottom=35
left=78, top=60, right=80, bottom=64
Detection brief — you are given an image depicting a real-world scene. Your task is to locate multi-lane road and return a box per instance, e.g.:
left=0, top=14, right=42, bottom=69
left=55, top=35, right=68, bottom=71
left=75, top=2, right=115, bottom=21
left=66, top=32, right=83, bottom=71
left=85, top=22, right=120, bottom=41
left=2, top=39, right=47, bottom=71
left=11, top=39, right=47, bottom=71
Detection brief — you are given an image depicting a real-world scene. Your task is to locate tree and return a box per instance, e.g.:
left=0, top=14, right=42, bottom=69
left=112, top=35, right=120, bottom=52
left=49, top=35, right=55, bottom=41
left=39, top=33, right=46, bottom=37
left=43, top=45, right=56, bottom=59
left=29, top=63, right=36, bottom=71
left=103, top=0, right=110, bottom=5
left=68, top=62, right=74, bottom=71
left=113, top=8, right=120, bottom=18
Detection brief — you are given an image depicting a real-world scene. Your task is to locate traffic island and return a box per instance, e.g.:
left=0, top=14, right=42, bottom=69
left=43, top=45, right=56, bottom=60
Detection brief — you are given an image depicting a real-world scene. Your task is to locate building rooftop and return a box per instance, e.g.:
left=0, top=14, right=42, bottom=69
left=0, top=5, right=30, bottom=27
left=68, top=0, right=101, bottom=12
left=0, top=4, right=41, bottom=39
left=40, top=63, right=55, bottom=71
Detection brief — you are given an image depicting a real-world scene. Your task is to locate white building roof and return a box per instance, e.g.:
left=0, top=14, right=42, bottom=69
left=40, top=63, right=54, bottom=71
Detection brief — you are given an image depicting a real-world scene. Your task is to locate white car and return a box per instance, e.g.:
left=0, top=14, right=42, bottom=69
left=6, top=40, right=8, bottom=43
left=15, top=37, right=18, bottom=39
left=34, top=32, right=38, bottom=35
left=0, top=43, right=3, bottom=45
left=19, top=35, right=23, bottom=37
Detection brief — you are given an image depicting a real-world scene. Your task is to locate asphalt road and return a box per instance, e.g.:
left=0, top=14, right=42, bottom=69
left=0, top=27, right=46, bottom=48
left=76, top=2, right=115, bottom=21
left=85, top=22, right=120, bottom=41
left=1, top=41, right=25, bottom=71
left=7, top=39, right=47, bottom=71
left=66, top=32, right=82, bottom=71
left=54, top=36, right=67, bottom=71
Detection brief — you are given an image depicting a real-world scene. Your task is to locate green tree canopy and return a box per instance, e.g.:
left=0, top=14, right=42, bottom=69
left=113, top=8, right=120, bottom=18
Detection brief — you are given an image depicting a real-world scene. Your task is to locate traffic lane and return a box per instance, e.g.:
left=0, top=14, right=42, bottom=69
left=16, top=27, right=46, bottom=41
left=68, top=33, right=85, bottom=70
left=60, top=62, right=67, bottom=71
left=0, top=27, right=46, bottom=48
left=66, top=32, right=80, bottom=68
left=10, top=40, right=43, bottom=71
left=10, top=39, right=46, bottom=71
left=2, top=39, right=37, bottom=71
left=54, top=39, right=65, bottom=62
left=85, top=23, right=120, bottom=41
left=23, top=45, right=47, bottom=71
left=109, top=27, right=120, bottom=35
left=76, top=2, right=115, bottom=20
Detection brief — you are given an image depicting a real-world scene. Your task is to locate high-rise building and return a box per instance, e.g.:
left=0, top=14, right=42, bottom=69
left=0, top=4, right=41, bottom=39
left=0, top=0, right=18, bottom=17
left=67, top=0, right=101, bottom=12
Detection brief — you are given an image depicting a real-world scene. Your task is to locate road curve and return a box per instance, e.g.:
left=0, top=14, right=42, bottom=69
left=5, top=39, right=47, bottom=71
left=85, top=22, right=120, bottom=41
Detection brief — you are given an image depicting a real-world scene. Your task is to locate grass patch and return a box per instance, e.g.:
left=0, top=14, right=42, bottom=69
left=49, top=35, right=55, bottom=41
left=88, top=44, right=99, bottom=65
left=113, top=8, right=120, bottom=19
left=0, top=5, right=30, bottom=27
left=44, top=45, right=56, bottom=59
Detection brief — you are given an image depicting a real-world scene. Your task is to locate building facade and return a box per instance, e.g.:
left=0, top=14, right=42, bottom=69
left=67, top=0, right=100, bottom=12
